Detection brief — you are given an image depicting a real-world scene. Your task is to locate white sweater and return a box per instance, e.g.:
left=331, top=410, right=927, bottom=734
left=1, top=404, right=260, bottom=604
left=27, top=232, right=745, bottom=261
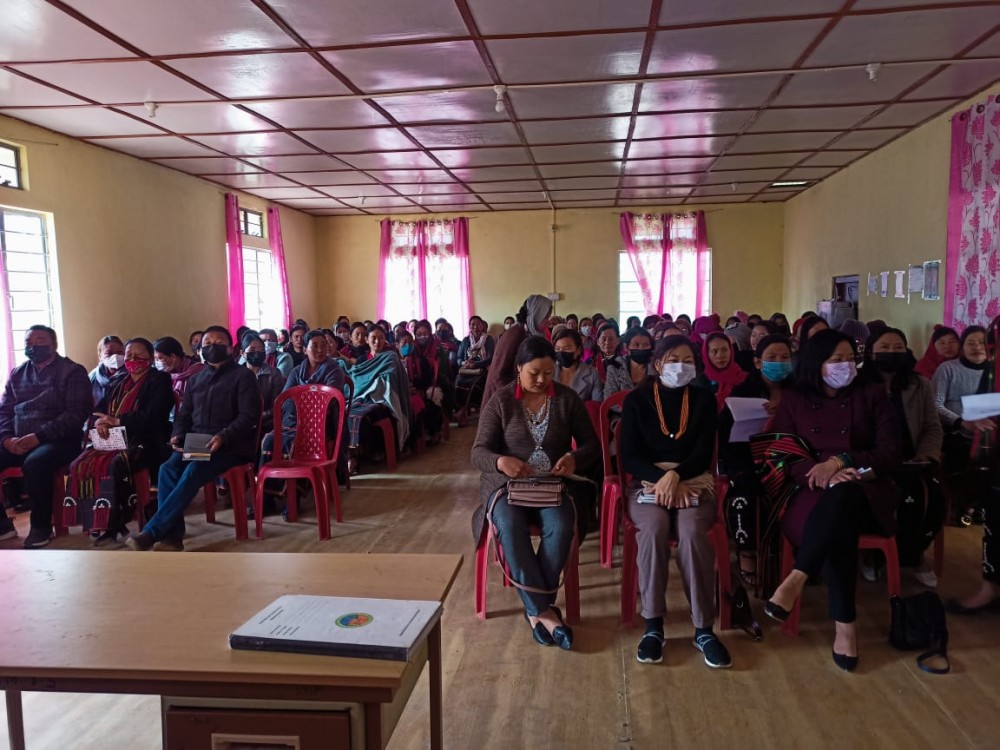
left=931, top=359, right=987, bottom=425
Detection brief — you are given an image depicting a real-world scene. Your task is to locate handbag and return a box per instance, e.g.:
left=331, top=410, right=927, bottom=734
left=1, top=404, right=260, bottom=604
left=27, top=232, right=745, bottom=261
left=506, top=477, right=564, bottom=507
left=889, top=592, right=950, bottom=674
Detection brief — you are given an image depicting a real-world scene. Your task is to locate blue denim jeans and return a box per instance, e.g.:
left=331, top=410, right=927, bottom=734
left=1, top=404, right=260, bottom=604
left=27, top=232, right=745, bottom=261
left=490, top=498, right=576, bottom=616
left=145, top=451, right=242, bottom=541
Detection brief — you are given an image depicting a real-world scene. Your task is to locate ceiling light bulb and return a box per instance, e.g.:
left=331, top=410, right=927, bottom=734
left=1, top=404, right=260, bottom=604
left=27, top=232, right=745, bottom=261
left=493, top=84, right=507, bottom=114
left=866, top=63, right=881, bottom=82
left=144, top=101, right=158, bottom=118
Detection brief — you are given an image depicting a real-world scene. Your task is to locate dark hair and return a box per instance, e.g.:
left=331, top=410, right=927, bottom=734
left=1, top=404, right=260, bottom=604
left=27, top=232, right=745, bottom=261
left=798, top=316, right=829, bottom=342
left=469, top=315, right=485, bottom=325
left=434, top=317, right=448, bottom=327
left=124, top=337, right=154, bottom=358
left=864, top=327, right=915, bottom=392
left=621, top=326, right=652, bottom=348
left=189, top=330, right=204, bottom=341
left=305, top=329, right=327, bottom=346
left=565, top=313, right=578, bottom=322
left=350, top=322, right=367, bottom=333
left=930, top=325, right=958, bottom=343
left=291, top=324, right=308, bottom=335
left=376, top=319, right=390, bottom=329
left=626, top=316, right=642, bottom=330
left=241, top=332, right=263, bottom=350
left=203, top=325, right=233, bottom=346
left=725, top=316, right=741, bottom=328
left=278, top=328, right=289, bottom=341
left=321, top=328, right=336, bottom=337
left=259, top=328, right=277, bottom=338
left=235, top=326, right=251, bottom=343
left=504, top=316, right=515, bottom=325
left=153, top=336, right=185, bottom=358
left=793, top=329, right=855, bottom=396
left=397, top=329, right=414, bottom=343
left=754, top=334, right=792, bottom=360
left=675, top=314, right=691, bottom=324
left=652, top=334, right=696, bottom=363
left=596, top=323, right=619, bottom=340
left=552, top=328, right=583, bottom=349
left=294, top=318, right=309, bottom=329
left=641, top=315, right=661, bottom=329
left=747, top=314, right=762, bottom=324
left=337, top=316, right=350, bottom=325
left=753, top=320, right=778, bottom=335
left=100, top=335, right=123, bottom=347
left=960, top=325, right=987, bottom=348
left=366, top=324, right=386, bottom=337
left=336, top=321, right=351, bottom=332
left=415, top=319, right=433, bottom=335
left=704, top=331, right=732, bottom=353
left=515, top=335, right=556, bottom=366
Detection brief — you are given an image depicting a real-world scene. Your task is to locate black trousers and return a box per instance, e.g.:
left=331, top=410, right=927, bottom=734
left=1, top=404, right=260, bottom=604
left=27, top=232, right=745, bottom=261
left=793, top=483, right=879, bottom=623
left=0, top=441, right=81, bottom=531
left=984, top=476, right=1000, bottom=584
left=893, top=470, right=946, bottom=567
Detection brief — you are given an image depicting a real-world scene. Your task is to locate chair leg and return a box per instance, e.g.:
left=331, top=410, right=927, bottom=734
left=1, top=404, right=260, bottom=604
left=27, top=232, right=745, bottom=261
left=475, top=528, right=491, bottom=620
left=228, top=470, right=248, bottom=541
left=713, top=522, right=733, bottom=630
left=884, top=539, right=902, bottom=599
left=52, top=473, right=68, bottom=537
left=564, top=538, right=581, bottom=625
left=313, top=470, right=331, bottom=541
left=253, top=473, right=266, bottom=540
left=780, top=536, right=800, bottom=637
left=287, top=480, right=299, bottom=522
left=379, top=421, right=397, bottom=471
left=203, top=483, right=217, bottom=524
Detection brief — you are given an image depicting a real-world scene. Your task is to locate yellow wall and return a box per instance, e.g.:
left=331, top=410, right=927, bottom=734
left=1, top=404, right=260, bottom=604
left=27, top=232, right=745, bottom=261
left=0, top=114, right=317, bottom=366
left=784, top=85, right=1000, bottom=352
left=316, top=202, right=784, bottom=332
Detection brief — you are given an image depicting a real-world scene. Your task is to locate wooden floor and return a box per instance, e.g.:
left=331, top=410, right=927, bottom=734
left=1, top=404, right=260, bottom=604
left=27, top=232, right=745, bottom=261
left=2, top=427, right=999, bottom=750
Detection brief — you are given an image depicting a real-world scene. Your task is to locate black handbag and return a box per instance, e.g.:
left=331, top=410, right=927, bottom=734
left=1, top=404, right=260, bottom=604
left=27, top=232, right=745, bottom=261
left=889, top=592, right=950, bottom=674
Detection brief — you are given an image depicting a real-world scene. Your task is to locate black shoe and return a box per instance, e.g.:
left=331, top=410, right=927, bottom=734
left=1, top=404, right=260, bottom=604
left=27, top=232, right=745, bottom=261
left=694, top=632, right=732, bottom=669
left=125, top=531, right=155, bottom=551
left=92, top=529, right=126, bottom=548
left=832, top=651, right=859, bottom=672
left=548, top=606, right=573, bottom=651
left=637, top=632, right=665, bottom=664
left=524, top=611, right=554, bottom=646
left=23, top=526, right=52, bottom=548
left=764, top=600, right=791, bottom=623
left=945, top=597, right=1000, bottom=615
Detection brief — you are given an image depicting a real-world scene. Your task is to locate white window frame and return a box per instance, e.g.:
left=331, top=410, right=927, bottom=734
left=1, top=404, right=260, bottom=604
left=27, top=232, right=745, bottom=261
left=0, top=142, right=24, bottom=191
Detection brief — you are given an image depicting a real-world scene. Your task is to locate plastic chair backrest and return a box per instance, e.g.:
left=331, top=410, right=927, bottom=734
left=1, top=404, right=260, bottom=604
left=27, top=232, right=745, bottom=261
left=599, top=390, right=629, bottom=476
left=343, top=374, right=355, bottom=409
left=275, top=385, right=345, bottom=463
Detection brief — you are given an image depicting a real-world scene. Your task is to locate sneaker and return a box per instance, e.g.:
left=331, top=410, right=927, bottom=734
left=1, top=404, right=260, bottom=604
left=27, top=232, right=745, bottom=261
left=636, top=632, right=665, bottom=664
left=23, top=526, right=53, bottom=548
left=694, top=632, right=732, bottom=669
left=153, top=538, right=185, bottom=552
left=913, top=562, right=939, bottom=589
left=0, top=514, right=16, bottom=541
left=860, top=563, right=880, bottom=583
left=125, top=531, right=155, bottom=551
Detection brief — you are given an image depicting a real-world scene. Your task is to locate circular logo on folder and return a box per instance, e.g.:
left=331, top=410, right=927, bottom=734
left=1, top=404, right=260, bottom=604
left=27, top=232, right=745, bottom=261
left=335, top=612, right=374, bottom=628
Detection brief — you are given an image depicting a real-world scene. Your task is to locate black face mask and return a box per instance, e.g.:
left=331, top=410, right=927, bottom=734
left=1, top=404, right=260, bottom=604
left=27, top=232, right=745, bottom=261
left=25, top=345, right=52, bottom=364
left=438, top=331, right=453, bottom=342
left=202, top=344, right=230, bottom=365
left=555, top=351, right=577, bottom=368
left=873, top=352, right=911, bottom=373
left=629, top=349, right=653, bottom=365
left=245, top=351, right=266, bottom=368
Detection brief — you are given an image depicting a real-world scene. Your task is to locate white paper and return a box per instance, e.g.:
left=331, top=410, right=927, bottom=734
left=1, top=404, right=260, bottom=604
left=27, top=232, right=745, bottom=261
left=894, top=270, right=906, bottom=299
left=89, top=426, right=127, bottom=451
left=908, top=265, right=924, bottom=293
left=961, top=393, right=1000, bottom=421
left=725, top=397, right=770, bottom=442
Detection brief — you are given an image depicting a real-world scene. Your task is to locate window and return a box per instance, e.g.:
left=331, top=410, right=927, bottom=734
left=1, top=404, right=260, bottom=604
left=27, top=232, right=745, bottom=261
left=239, top=208, right=264, bottom=238
left=618, top=253, right=647, bottom=325
left=1, top=207, right=60, bottom=352
left=0, top=143, right=23, bottom=190
left=241, top=245, right=284, bottom=332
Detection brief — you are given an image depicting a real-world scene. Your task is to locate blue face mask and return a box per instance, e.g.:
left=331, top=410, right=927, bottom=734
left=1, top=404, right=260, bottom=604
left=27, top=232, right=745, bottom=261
left=761, top=360, right=793, bottom=382
left=400, top=344, right=413, bottom=356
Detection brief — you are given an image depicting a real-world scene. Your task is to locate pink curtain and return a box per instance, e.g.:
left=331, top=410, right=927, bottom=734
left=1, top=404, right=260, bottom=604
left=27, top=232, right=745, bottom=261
left=945, top=94, right=1000, bottom=331
left=694, top=210, right=710, bottom=318
left=224, top=193, right=245, bottom=337
left=0, top=241, right=13, bottom=387
left=621, top=213, right=668, bottom=315
left=266, top=206, right=293, bottom=329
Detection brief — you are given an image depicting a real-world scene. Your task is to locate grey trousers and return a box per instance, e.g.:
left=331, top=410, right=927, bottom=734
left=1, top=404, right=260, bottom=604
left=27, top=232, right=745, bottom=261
left=628, top=490, right=718, bottom=628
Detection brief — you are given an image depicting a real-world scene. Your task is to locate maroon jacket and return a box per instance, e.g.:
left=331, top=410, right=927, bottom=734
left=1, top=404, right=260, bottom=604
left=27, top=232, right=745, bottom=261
left=769, top=380, right=901, bottom=544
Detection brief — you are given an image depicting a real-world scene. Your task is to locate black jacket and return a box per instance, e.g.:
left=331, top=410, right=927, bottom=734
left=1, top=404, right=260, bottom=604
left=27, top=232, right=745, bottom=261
left=97, top=369, right=175, bottom=471
left=173, top=360, right=261, bottom=462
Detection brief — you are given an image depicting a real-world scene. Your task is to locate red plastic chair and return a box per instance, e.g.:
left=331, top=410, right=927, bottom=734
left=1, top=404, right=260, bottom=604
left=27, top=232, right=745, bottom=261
left=0, top=467, right=68, bottom=537
left=373, top=417, right=398, bottom=470
left=474, top=522, right=581, bottom=625
left=778, top=533, right=901, bottom=637
left=254, top=384, right=346, bottom=541
left=598, top=390, right=629, bottom=568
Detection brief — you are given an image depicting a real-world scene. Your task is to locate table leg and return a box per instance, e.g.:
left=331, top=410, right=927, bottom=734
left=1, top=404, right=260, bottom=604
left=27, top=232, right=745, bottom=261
left=6, top=691, right=24, bottom=750
left=429, top=621, right=443, bottom=750
left=364, top=703, right=383, bottom=750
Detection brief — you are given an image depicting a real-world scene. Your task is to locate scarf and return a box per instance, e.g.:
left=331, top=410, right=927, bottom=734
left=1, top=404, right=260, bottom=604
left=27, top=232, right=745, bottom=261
left=702, top=334, right=747, bottom=412
left=913, top=327, right=958, bottom=379
left=524, top=294, right=552, bottom=338
left=350, top=351, right=414, bottom=447
left=690, top=315, right=723, bottom=347
left=414, top=333, right=441, bottom=361
left=170, top=359, right=205, bottom=387
left=344, top=342, right=369, bottom=360
left=468, top=332, right=488, bottom=357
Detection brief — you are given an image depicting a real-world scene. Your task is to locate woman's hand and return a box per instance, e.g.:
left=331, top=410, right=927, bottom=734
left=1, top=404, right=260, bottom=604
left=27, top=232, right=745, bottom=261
left=668, top=481, right=698, bottom=508
left=828, top=468, right=861, bottom=486
left=969, top=418, right=996, bottom=432
left=551, top=453, right=576, bottom=478
left=497, top=456, right=535, bottom=478
left=806, top=458, right=843, bottom=490
left=653, top=470, right=680, bottom=506
left=763, top=400, right=779, bottom=416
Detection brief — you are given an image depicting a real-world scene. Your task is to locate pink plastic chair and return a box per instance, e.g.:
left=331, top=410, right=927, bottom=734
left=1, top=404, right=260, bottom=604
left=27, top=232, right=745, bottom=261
left=598, top=390, right=629, bottom=568
left=254, top=384, right=346, bottom=541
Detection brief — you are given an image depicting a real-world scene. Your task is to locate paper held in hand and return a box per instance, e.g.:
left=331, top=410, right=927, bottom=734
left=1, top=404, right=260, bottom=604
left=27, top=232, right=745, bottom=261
left=725, top=397, right=770, bottom=442
left=961, top=393, right=1000, bottom=422
left=229, top=595, right=442, bottom=662
left=89, top=426, right=127, bottom=451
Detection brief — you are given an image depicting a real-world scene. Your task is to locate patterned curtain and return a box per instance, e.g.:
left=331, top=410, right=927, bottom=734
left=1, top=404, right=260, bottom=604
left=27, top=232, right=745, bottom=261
left=664, top=212, right=711, bottom=319
left=945, top=94, right=1000, bottom=331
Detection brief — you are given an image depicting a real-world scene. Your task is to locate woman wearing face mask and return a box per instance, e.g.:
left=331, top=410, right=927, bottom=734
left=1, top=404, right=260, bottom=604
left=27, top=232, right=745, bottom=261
left=501, top=316, right=516, bottom=337
left=764, top=330, right=901, bottom=672
left=152, top=337, right=205, bottom=399
left=720, top=335, right=794, bottom=591
left=696, top=332, right=747, bottom=413
left=864, top=328, right=943, bottom=588
left=914, top=325, right=959, bottom=379
left=72, top=338, right=174, bottom=547
left=397, top=331, right=444, bottom=444
left=413, top=320, right=455, bottom=420
left=258, top=328, right=294, bottom=378
left=89, top=335, right=126, bottom=406
left=619, top=335, right=732, bottom=669
left=604, top=327, right=655, bottom=398
left=241, top=333, right=285, bottom=437
left=553, top=329, right=603, bottom=403
left=455, top=316, right=496, bottom=426
left=482, top=295, right=553, bottom=409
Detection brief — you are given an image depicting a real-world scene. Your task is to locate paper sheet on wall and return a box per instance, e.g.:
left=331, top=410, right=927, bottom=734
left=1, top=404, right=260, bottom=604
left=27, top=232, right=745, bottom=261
left=725, top=397, right=770, bottom=442
left=88, top=426, right=127, bottom=451
left=961, top=393, right=1000, bottom=422
left=908, top=265, right=924, bottom=293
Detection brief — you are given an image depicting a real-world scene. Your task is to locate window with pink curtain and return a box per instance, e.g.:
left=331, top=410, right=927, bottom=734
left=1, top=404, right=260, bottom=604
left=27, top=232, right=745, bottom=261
left=945, top=94, right=1000, bottom=331
left=266, top=207, right=293, bottom=329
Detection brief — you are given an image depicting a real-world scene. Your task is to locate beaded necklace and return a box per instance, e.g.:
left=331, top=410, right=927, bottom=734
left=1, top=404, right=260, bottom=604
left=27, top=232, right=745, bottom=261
left=653, top=383, right=689, bottom=440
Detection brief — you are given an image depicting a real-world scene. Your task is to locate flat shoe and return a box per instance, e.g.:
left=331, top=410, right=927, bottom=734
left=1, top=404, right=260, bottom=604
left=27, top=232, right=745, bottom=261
left=524, top=611, right=554, bottom=646
left=944, top=597, right=1000, bottom=615
left=832, top=651, right=859, bottom=672
left=550, top=606, right=574, bottom=651
left=764, top=600, right=791, bottom=623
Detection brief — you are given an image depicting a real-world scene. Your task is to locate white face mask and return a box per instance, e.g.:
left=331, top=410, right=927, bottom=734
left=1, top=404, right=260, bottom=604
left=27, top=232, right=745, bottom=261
left=659, top=362, right=697, bottom=389
left=102, top=353, right=125, bottom=370
left=264, top=341, right=278, bottom=355
left=154, top=359, right=166, bottom=371
left=580, top=325, right=592, bottom=337
left=822, top=361, right=857, bottom=390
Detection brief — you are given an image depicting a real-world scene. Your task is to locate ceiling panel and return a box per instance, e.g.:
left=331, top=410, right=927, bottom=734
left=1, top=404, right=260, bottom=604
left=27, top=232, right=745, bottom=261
left=544, top=176, right=622, bottom=190
left=339, top=196, right=417, bottom=208
left=368, top=169, right=458, bottom=183
left=619, top=186, right=692, bottom=199
left=807, top=7, right=1000, bottom=66
left=395, top=182, right=470, bottom=195
left=9, top=61, right=214, bottom=103
left=467, top=180, right=545, bottom=193
left=209, top=173, right=298, bottom=189
left=2, top=0, right=135, bottom=62
left=632, top=111, right=751, bottom=139
left=284, top=170, right=377, bottom=185
left=314, top=184, right=397, bottom=198
left=661, top=0, right=844, bottom=24
left=904, top=61, right=1000, bottom=100
left=494, top=203, right=552, bottom=211
left=339, top=150, right=439, bottom=169
left=2, top=107, right=162, bottom=137
left=628, top=137, right=723, bottom=159
left=478, top=191, right=549, bottom=203
left=297, top=128, right=417, bottom=153
left=538, top=162, right=624, bottom=178
left=245, top=186, right=326, bottom=200
left=749, top=105, right=881, bottom=132
left=276, top=197, right=348, bottom=209
left=117, top=102, right=275, bottom=133
left=153, top=156, right=262, bottom=174
left=648, top=20, right=827, bottom=75
left=519, top=117, right=632, bottom=145
left=702, top=168, right=789, bottom=184
left=169, top=53, right=351, bottom=98
left=801, top=150, right=868, bottom=167
left=624, top=157, right=715, bottom=173
left=730, top=132, right=839, bottom=152
left=862, top=101, right=954, bottom=128
left=433, top=147, right=530, bottom=168
left=487, top=33, right=646, bottom=83
left=753, top=190, right=800, bottom=201
left=781, top=166, right=837, bottom=180
left=774, top=64, right=939, bottom=105
left=468, top=0, right=650, bottom=34
left=321, top=41, right=492, bottom=93
left=533, top=142, right=626, bottom=163
left=266, top=0, right=469, bottom=47
left=711, top=152, right=805, bottom=169
left=692, top=182, right=770, bottom=196
left=686, top=195, right=749, bottom=203
left=639, top=75, right=784, bottom=112
left=87, top=135, right=219, bottom=158
left=622, top=173, right=702, bottom=187
left=833, top=128, right=906, bottom=149
left=245, top=154, right=343, bottom=171
left=310, top=208, right=364, bottom=215
left=406, top=122, right=522, bottom=149
left=374, top=90, right=504, bottom=124
left=191, top=131, right=307, bottom=155
left=453, top=166, right=542, bottom=181
left=510, top=83, right=636, bottom=119
left=410, top=194, right=482, bottom=205
left=549, top=189, right=620, bottom=201
left=245, top=99, right=391, bottom=129
left=63, top=0, right=296, bottom=55
left=0, top=70, right=88, bottom=106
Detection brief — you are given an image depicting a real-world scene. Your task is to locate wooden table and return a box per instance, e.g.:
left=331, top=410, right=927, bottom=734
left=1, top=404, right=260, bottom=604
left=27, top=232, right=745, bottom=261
left=0, top=551, right=463, bottom=749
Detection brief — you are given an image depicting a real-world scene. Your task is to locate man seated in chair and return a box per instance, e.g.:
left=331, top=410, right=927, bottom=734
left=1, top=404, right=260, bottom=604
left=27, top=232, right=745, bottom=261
left=0, top=325, right=91, bottom=548
left=127, top=325, right=260, bottom=552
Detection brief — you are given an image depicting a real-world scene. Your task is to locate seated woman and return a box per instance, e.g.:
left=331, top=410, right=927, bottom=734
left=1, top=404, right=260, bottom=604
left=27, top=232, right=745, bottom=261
left=696, top=332, right=747, bottom=413
left=865, top=328, right=943, bottom=587
left=765, top=330, right=901, bottom=671
left=619, top=334, right=732, bottom=668
left=720, top=334, right=793, bottom=592
left=914, top=325, right=959, bottom=380
left=770, top=313, right=791, bottom=336
left=604, top=326, right=654, bottom=398
left=348, top=331, right=413, bottom=472
left=188, top=330, right=203, bottom=359
left=277, top=328, right=290, bottom=350
left=259, top=328, right=294, bottom=378
left=736, top=321, right=775, bottom=372
left=553, top=329, right=603, bottom=403
left=483, top=295, right=552, bottom=408
left=341, top=322, right=370, bottom=365
left=415, top=320, right=455, bottom=422
left=798, top=315, right=829, bottom=343
left=594, top=323, right=621, bottom=382
left=398, top=330, right=444, bottom=443
left=626, top=316, right=642, bottom=331
left=436, top=319, right=460, bottom=375
left=471, top=336, right=599, bottom=650
left=242, top=333, right=285, bottom=436
left=286, top=325, right=308, bottom=367
left=70, top=338, right=173, bottom=546
left=455, top=316, right=496, bottom=425
left=89, top=335, right=125, bottom=405
left=377, top=320, right=394, bottom=345
left=153, top=336, right=205, bottom=398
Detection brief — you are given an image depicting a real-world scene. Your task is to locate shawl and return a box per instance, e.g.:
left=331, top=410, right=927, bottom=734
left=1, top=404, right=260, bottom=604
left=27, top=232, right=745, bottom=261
left=702, top=332, right=747, bottom=412
left=524, top=294, right=552, bottom=338
left=914, top=326, right=958, bottom=380
left=690, top=315, right=723, bottom=347
left=350, top=351, right=413, bottom=447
